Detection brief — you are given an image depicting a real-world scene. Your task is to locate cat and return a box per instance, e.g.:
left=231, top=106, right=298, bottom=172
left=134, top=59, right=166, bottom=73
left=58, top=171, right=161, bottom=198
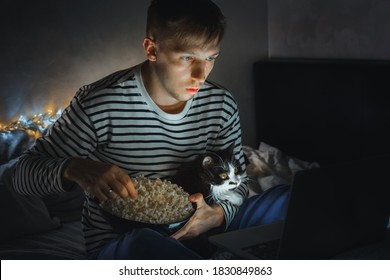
left=172, top=144, right=245, bottom=206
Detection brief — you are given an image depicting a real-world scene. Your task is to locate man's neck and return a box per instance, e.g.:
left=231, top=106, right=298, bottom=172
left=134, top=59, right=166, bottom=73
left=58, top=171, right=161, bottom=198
left=157, top=101, right=186, bottom=114
left=141, top=61, right=186, bottom=114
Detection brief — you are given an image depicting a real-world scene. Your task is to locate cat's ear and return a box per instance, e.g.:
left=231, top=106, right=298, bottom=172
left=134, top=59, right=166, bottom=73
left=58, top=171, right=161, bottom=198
left=226, top=143, right=236, bottom=160
left=202, top=156, right=214, bottom=168
left=224, top=143, right=235, bottom=154
left=227, top=143, right=236, bottom=154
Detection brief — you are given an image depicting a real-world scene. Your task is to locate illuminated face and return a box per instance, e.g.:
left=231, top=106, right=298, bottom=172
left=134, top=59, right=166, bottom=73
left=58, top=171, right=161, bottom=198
left=143, top=37, right=220, bottom=106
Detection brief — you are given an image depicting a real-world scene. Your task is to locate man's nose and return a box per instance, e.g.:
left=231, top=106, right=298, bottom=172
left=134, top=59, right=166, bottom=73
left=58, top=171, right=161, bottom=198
left=191, top=60, right=206, bottom=83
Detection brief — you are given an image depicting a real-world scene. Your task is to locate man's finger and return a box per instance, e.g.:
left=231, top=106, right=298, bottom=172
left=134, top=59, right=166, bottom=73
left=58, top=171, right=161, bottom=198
left=116, top=172, right=138, bottom=199
left=109, top=180, right=127, bottom=198
left=189, top=193, right=206, bottom=208
left=171, top=224, right=188, bottom=240
left=126, top=179, right=138, bottom=199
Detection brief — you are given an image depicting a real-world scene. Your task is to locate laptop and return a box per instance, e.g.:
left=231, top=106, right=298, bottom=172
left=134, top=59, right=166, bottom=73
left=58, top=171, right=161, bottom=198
left=209, top=155, right=390, bottom=259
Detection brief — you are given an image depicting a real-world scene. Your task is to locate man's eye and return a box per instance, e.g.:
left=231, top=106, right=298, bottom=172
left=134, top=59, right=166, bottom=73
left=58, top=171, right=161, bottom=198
left=206, top=56, right=217, bottom=61
left=182, top=56, right=192, bottom=61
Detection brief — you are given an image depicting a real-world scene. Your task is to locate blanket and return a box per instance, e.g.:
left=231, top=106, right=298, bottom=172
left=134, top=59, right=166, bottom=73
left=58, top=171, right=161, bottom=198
left=243, top=142, right=320, bottom=196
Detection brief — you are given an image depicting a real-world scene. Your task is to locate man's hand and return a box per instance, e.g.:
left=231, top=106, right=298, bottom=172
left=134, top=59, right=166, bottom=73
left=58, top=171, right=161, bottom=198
left=63, top=158, right=137, bottom=201
left=170, top=193, right=225, bottom=240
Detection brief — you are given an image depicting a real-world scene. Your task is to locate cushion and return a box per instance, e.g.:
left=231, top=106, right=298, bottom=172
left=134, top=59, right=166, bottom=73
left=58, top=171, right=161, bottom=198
left=0, top=130, right=35, bottom=164
left=0, top=158, right=61, bottom=242
left=1, top=128, right=84, bottom=224
left=0, top=221, right=86, bottom=260
left=42, top=187, right=85, bottom=223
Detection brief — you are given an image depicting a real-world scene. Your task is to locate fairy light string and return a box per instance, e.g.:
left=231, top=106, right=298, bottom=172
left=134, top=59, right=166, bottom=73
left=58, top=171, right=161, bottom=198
left=0, top=109, right=62, bottom=139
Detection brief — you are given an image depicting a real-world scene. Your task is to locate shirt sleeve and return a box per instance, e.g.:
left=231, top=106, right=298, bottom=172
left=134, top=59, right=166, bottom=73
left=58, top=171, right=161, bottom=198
left=13, top=93, right=98, bottom=196
left=213, top=106, right=249, bottom=228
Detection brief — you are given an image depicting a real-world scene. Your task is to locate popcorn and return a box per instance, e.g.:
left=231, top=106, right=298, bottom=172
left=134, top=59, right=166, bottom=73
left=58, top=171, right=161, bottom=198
left=100, top=176, right=194, bottom=224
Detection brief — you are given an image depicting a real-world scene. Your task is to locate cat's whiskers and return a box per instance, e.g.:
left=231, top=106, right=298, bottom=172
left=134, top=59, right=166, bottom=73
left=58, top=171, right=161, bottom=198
left=205, top=193, right=214, bottom=201
left=240, top=175, right=249, bottom=183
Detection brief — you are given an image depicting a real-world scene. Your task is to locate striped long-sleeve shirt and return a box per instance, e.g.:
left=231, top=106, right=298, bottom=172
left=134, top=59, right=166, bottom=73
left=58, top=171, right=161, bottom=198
left=13, top=62, right=249, bottom=255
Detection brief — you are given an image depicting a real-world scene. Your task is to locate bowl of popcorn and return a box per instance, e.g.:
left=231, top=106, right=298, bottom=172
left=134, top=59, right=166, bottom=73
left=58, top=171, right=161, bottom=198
left=99, top=176, right=195, bottom=235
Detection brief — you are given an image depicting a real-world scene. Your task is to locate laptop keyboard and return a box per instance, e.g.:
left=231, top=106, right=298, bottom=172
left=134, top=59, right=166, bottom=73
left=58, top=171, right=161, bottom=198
left=242, top=239, right=280, bottom=259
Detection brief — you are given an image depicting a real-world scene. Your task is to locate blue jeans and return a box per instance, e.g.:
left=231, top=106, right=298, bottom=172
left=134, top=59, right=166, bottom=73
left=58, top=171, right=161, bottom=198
left=95, top=184, right=290, bottom=259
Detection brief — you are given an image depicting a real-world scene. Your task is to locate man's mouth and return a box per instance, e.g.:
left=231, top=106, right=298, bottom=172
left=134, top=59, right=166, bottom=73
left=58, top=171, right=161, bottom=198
left=185, top=87, right=200, bottom=94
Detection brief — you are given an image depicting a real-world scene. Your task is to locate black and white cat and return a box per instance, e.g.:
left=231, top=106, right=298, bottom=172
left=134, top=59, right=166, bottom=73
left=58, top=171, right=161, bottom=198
left=172, top=144, right=245, bottom=206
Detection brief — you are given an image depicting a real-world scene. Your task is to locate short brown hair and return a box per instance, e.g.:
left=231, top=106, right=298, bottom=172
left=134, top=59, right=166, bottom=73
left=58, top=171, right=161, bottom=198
left=146, top=0, right=226, bottom=49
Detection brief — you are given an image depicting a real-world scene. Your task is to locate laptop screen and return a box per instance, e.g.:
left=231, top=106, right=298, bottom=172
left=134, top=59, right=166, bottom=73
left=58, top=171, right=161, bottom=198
left=278, top=156, right=390, bottom=259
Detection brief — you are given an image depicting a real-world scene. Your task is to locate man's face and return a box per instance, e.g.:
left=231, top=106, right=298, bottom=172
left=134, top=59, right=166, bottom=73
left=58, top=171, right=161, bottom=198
left=152, top=39, right=220, bottom=104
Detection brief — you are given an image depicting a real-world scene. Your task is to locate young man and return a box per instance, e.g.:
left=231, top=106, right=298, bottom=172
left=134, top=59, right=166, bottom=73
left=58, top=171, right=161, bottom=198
left=13, top=0, right=289, bottom=259
left=13, top=0, right=245, bottom=258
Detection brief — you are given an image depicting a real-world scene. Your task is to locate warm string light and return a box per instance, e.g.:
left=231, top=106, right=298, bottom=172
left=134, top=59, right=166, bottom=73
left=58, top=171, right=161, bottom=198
left=0, top=108, right=62, bottom=139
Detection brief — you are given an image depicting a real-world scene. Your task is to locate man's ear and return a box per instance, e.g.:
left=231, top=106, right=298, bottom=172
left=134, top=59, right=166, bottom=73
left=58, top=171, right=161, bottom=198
left=143, top=37, right=157, bottom=62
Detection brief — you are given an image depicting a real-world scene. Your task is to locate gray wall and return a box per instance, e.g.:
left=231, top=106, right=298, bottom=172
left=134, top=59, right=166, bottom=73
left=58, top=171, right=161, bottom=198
left=268, top=0, right=390, bottom=59
left=1, top=0, right=390, bottom=147
left=1, top=1, right=149, bottom=128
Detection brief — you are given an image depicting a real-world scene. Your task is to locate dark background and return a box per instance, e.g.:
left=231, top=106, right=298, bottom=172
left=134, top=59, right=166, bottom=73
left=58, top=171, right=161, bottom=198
left=1, top=0, right=390, bottom=147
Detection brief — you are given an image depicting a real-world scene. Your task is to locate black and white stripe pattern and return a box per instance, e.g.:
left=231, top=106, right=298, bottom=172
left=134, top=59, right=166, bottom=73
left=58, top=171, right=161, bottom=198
left=13, top=62, right=249, bottom=255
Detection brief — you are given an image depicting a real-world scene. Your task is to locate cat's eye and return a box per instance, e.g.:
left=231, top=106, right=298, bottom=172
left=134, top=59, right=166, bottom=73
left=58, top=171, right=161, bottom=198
left=219, top=173, right=228, bottom=180
left=234, top=167, right=239, bottom=174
